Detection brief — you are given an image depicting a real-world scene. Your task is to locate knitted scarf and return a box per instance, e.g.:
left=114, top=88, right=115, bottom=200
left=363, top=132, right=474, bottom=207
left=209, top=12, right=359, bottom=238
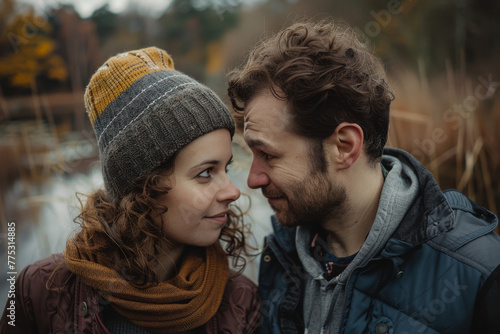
left=65, top=242, right=228, bottom=333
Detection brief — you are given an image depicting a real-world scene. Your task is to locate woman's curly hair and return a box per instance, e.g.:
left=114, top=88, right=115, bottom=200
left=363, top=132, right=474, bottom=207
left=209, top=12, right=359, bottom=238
left=227, top=19, right=394, bottom=165
left=68, top=156, right=252, bottom=288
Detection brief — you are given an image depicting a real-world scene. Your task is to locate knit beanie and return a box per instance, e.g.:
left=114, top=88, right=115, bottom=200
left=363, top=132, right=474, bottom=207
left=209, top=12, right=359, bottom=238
left=84, top=47, right=235, bottom=202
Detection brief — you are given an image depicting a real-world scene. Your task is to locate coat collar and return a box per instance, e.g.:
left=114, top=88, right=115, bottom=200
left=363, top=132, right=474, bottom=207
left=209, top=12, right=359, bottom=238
left=383, top=148, right=455, bottom=246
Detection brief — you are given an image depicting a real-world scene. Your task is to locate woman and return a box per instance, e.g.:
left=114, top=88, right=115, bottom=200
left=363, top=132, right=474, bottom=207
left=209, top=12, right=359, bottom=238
left=1, top=47, right=260, bottom=333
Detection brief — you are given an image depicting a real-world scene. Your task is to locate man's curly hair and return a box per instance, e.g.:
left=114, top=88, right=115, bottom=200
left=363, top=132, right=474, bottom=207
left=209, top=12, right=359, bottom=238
left=227, top=19, right=394, bottom=165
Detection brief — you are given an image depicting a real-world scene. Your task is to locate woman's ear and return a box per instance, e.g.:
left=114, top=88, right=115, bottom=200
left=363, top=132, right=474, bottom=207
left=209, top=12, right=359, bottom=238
left=327, top=122, right=364, bottom=170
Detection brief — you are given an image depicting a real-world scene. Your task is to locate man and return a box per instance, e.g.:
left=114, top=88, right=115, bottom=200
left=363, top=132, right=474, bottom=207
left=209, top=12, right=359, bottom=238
left=227, top=20, right=500, bottom=334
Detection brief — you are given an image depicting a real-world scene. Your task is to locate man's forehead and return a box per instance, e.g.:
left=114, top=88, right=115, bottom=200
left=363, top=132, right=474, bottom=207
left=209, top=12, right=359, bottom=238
left=243, top=90, right=291, bottom=133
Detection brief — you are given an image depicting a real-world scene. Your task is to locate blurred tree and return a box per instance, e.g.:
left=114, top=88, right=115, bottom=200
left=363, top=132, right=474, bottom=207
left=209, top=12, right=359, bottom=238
left=0, top=7, right=68, bottom=95
left=163, top=0, right=240, bottom=44
left=372, top=0, right=463, bottom=75
left=286, top=0, right=499, bottom=77
left=90, top=4, right=118, bottom=45
left=96, top=7, right=158, bottom=62
left=158, top=0, right=242, bottom=79
left=42, top=5, right=102, bottom=93
left=464, top=0, right=500, bottom=67
left=0, top=0, right=16, bottom=42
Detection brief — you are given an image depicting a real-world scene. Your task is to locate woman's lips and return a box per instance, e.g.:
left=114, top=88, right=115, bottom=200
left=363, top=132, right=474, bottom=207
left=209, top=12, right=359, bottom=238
left=205, top=212, right=229, bottom=224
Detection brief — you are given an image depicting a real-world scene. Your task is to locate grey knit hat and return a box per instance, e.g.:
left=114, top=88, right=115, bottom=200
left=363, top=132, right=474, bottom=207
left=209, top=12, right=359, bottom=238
left=84, top=47, right=235, bottom=202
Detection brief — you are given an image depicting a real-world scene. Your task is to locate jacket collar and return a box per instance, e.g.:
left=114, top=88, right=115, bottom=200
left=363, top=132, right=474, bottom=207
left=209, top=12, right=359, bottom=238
left=270, top=215, right=298, bottom=255
left=383, top=148, right=455, bottom=246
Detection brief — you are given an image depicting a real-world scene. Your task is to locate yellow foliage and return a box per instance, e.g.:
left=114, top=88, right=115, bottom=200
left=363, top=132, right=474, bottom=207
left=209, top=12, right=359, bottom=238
left=9, top=13, right=53, bottom=37
left=47, top=66, right=67, bottom=81
left=35, top=40, right=54, bottom=57
left=0, top=11, right=67, bottom=89
left=46, top=55, right=68, bottom=81
left=205, top=41, right=223, bottom=75
left=26, top=59, right=37, bottom=70
left=11, top=72, right=33, bottom=87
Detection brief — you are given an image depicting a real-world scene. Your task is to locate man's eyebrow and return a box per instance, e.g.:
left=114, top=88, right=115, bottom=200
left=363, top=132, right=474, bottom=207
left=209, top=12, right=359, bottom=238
left=247, top=139, right=274, bottom=151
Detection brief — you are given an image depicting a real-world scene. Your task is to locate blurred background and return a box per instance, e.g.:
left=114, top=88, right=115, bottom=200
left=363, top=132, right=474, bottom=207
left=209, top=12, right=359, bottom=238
left=1, top=0, right=499, bottom=307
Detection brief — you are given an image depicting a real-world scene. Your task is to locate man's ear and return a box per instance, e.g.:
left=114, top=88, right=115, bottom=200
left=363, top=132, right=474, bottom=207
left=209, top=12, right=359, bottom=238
left=327, top=122, right=364, bottom=170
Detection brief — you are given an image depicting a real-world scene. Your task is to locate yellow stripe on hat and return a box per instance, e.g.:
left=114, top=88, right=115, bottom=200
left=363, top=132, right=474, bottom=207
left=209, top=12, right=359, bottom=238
left=85, top=47, right=175, bottom=125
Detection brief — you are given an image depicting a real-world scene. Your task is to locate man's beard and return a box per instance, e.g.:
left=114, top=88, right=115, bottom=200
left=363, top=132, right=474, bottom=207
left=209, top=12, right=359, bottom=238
left=262, top=172, right=346, bottom=227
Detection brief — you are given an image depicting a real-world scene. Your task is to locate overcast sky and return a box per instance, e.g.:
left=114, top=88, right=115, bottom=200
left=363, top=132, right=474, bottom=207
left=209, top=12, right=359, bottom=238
left=18, top=0, right=174, bottom=18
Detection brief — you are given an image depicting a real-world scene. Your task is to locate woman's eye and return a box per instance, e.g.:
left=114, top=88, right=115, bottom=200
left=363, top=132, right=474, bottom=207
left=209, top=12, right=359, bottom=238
left=225, top=157, right=234, bottom=173
left=198, top=168, right=212, bottom=178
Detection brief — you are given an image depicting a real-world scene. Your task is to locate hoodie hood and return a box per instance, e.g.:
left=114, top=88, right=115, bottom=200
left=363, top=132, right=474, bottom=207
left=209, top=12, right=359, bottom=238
left=295, top=147, right=453, bottom=333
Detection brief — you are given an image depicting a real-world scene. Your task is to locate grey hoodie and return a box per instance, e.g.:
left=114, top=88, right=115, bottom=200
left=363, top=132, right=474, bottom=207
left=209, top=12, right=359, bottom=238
left=296, top=154, right=421, bottom=334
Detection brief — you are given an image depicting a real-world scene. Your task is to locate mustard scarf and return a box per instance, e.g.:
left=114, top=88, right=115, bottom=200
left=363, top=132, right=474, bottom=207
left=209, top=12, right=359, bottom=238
left=65, top=242, right=229, bottom=333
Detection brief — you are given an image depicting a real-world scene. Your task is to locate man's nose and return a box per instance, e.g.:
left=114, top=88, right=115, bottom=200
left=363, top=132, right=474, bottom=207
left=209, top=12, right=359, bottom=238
left=247, top=158, right=270, bottom=189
